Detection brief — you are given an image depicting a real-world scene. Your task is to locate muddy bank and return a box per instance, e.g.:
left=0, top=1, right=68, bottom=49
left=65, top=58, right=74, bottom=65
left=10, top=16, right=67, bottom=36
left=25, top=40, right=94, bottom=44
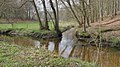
left=0, top=29, right=60, bottom=39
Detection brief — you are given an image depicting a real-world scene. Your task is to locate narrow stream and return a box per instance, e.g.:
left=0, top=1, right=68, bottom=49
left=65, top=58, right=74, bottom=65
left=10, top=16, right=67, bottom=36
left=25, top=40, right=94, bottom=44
left=0, top=35, right=120, bottom=67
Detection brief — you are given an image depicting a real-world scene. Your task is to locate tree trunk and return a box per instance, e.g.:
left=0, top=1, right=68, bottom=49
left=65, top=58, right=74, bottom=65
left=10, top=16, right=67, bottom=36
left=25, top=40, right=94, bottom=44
left=99, top=0, right=103, bottom=21
left=118, top=0, right=120, bottom=11
left=32, top=0, right=43, bottom=30
left=111, top=0, right=117, bottom=18
left=28, top=8, right=31, bottom=20
left=49, top=0, right=62, bottom=37
left=41, top=0, right=49, bottom=30
left=66, top=0, right=82, bottom=26
left=82, top=0, right=87, bottom=32
left=55, top=0, right=59, bottom=24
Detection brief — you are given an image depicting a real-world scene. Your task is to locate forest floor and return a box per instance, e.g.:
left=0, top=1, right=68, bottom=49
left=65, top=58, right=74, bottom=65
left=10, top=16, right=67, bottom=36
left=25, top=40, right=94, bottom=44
left=90, top=16, right=120, bottom=44
left=90, top=15, right=120, bottom=38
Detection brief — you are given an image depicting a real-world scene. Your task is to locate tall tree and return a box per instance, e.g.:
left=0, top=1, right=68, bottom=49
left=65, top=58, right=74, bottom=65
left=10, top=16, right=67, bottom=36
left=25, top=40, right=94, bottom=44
left=99, top=0, right=103, bottom=21
left=32, top=0, right=44, bottom=30
left=49, top=0, right=62, bottom=37
left=55, top=0, right=59, bottom=24
left=66, top=0, right=82, bottom=26
left=81, top=0, right=87, bottom=32
left=41, top=0, right=49, bottom=30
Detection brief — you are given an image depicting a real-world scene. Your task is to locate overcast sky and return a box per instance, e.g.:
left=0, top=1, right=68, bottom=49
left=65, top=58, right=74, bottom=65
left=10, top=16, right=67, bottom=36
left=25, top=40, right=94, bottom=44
left=35, top=0, right=80, bottom=11
left=35, top=0, right=67, bottom=11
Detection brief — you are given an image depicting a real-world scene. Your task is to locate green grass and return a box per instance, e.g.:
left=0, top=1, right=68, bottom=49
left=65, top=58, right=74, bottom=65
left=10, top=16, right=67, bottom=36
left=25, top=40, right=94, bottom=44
left=0, top=24, right=12, bottom=29
left=0, top=22, right=38, bottom=30
left=13, top=22, right=39, bottom=30
left=0, top=21, right=54, bottom=31
left=0, top=42, right=95, bottom=67
left=0, top=21, right=78, bottom=31
left=0, top=21, right=73, bottom=35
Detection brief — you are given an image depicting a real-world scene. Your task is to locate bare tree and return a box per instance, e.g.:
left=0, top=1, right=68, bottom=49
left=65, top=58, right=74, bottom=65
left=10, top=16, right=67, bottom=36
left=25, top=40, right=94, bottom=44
left=66, top=0, right=82, bottom=26
left=32, top=0, right=44, bottom=30
left=55, top=0, right=59, bottom=24
left=41, top=0, right=49, bottom=30
left=49, top=0, right=62, bottom=37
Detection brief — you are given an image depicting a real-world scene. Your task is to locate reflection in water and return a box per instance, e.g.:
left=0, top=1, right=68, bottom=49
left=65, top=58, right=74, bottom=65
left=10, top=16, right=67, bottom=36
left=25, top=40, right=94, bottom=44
left=61, top=45, right=73, bottom=58
left=48, top=42, right=55, bottom=51
left=0, top=35, right=34, bottom=47
left=0, top=35, right=120, bottom=67
left=43, top=39, right=120, bottom=67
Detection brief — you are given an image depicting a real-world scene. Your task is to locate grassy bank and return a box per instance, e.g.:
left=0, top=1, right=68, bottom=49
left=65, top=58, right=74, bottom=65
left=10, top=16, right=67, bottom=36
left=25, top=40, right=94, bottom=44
left=0, top=42, right=95, bottom=67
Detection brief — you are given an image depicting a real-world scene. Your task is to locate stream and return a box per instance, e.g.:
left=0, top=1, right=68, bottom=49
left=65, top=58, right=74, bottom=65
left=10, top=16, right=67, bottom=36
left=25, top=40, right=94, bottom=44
left=0, top=35, right=120, bottom=67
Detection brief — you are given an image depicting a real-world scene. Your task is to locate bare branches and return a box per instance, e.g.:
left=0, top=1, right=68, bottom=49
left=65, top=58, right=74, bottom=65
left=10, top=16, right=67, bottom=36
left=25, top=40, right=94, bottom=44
left=66, top=0, right=82, bottom=26
left=17, top=1, right=29, bottom=9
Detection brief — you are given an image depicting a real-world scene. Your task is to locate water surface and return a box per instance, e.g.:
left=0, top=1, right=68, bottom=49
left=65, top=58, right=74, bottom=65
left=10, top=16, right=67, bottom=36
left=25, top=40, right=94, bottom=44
left=0, top=35, right=120, bottom=67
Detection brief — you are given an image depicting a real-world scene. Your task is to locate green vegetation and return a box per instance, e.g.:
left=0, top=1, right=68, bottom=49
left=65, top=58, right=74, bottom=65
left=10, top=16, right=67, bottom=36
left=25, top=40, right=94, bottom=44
left=0, top=22, right=39, bottom=30
left=0, top=21, right=54, bottom=31
left=0, top=22, right=56, bottom=36
left=0, top=0, right=120, bottom=66
left=47, top=58, right=95, bottom=67
left=78, top=32, right=90, bottom=37
left=111, top=37, right=120, bottom=47
left=0, top=42, right=95, bottom=67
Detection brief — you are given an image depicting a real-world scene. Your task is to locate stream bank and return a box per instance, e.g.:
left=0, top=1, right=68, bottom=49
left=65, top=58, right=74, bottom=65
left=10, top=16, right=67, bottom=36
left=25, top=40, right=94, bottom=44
left=0, top=28, right=119, bottom=48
